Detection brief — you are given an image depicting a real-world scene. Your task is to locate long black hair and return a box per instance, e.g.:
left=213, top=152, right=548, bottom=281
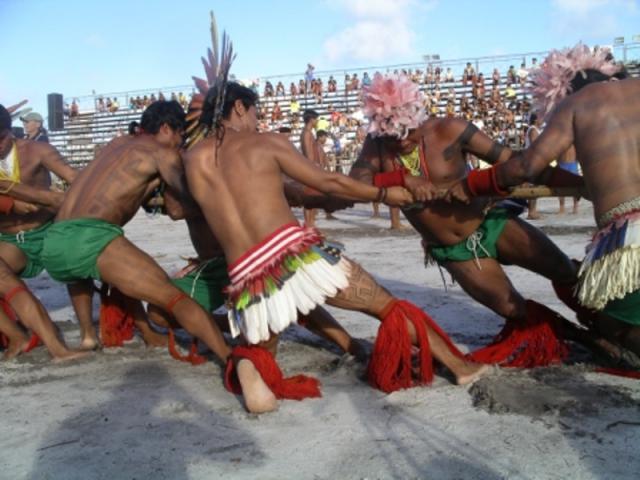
left=570, top=67, right=629, bottom=93
left=201, top=81, right=258, bottom=147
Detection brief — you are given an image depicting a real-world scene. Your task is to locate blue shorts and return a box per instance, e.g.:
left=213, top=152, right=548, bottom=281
left=559, top=162, right=579, bottom=175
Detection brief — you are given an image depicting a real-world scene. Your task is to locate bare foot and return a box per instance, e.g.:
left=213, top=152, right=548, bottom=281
left=142, top=330, right=168, bottom=348
left=2, top=336, right=29, bottom=361
left=558, top=208, right=566, bottom=215
left=527, top=213, right=541, bottom=220
left=236, top=358, right=278, bottom=414
left=79, top=336, right=101, bottom=351
left=51, top=349, right=91, bottom=364
left=390, top=223, right=409, bottom=231
left=456, top=363, right=495, bottom=386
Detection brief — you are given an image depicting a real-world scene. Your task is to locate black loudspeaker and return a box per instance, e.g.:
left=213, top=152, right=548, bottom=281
left=47, top=93, right=64, bottom=131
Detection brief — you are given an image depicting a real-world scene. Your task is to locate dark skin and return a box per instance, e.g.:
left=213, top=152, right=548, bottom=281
left=351, top=118, right=577, bottom=323
left=0, top=135, right=85, bottom=361
left=55, top=126, right=230, bottom=360
left=183, top=102, right=486, bottom=413
left=448, top=77, right=640, bottom=356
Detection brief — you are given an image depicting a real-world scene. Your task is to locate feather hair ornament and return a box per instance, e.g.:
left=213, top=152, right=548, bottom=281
left=184, top=11, right=236, bottom=149
left=529, top=42, right=621, bottom=118
left=362, top=73, right=426, bottom=139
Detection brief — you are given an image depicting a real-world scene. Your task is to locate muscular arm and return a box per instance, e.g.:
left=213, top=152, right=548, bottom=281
left=283, top=175, right=354, bottom=211
left=301, top=130, right=319, bottom=164
left=157, top=151, right=200, bottom=219
left=38, top=143, right=78, bottom=183
left=496, top=104, right=575, bottom=187
left=270, top=133, right=410, bottom=205
left=456, top=120, right=512, bottom=165
left=349, top=136, right=383, bottom=185
left=0, top=180, right=63, bottom=207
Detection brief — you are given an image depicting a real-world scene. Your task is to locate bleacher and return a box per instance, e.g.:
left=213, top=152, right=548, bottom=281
left=49, top=55, right=640, bottom=169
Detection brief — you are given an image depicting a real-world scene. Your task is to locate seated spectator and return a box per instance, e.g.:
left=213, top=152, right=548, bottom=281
left=158, top=91, right=166, bottom=101
left=446, top=101, right=455, bottom=117
left=290, top=82, right=298, bottom=97
left=170, top=92, right=177, bottom=101
left=97, top=97, right=106, bottom=113
left=178, top=92, right=188, bottom=109
left=289, top=97, right=300, bottom=125
left=276, top=81, right=285, bottom=96
left=298, top=79, right=306, bottom=95
left=20, top=112, right=48, bottom=142
left=271, top=102, right=282, bottom=122
left=445, top=67, right=454, bottom=82
left=434, top=66, right=442, bottom=84
left=350, top=73, right=359, bottom=91
left=491, top=85, right=500, bottom=102
left=109, top=97, right=119, bottom=113
left=462, top=62, right=475, bottom=85
left=150, top=93, right=157, bottom=103
left=425, top=64, right=433, bottom=84
left=517, top=62, right=528, bottom=84
left=504, top=83, right=517, bottom=99
left=129, top=97, right=136, bottom=110
left=327, top=75, right=337, bottom=93
left=264, top=81, right=274, bottom=97
left=476, top=73, right=486, bottom=98
left=106, top=97, right=113, bottom=110
left=344, top=74, right=351, bottom=92
left=507, top=65, right=517, bottom=84
left=313, top=78, right=323, bottom=104
left=492, top=67, right=500, bottom=86
left=447, top=87, right=456, bottom=102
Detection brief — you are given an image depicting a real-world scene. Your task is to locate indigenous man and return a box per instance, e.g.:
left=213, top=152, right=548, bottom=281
left=181, top=25, right=489, bottom=413
left=447, top=44, right=639, bottom=358
left=39, top=101, right=230, bottom=363
left=300, top=109, right=321, bottom=227
left=0, top=104, right=86, bottom=361
left=350, top=73, right=582, bottom=366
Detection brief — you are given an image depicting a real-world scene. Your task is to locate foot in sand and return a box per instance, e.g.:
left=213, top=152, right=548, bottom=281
left=51, top=349, right=91, bottom=363
left=79, top=335, right=101, bottom=351
left=527, top=213, right=541, bottom=220
left=390, top=223, right=410, bottom=231
left=236, top=358, right=278, bottom=414
left=455, top=363, right=496, bottom=386
left=142, top=330, right=168, bottom=348
left=2, top=336, right=29, bottom=361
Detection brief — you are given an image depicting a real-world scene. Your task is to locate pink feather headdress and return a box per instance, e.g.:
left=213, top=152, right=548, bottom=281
left=529, top=43, right=621, bottom=117
left=362, top=73, right=426, bottom=139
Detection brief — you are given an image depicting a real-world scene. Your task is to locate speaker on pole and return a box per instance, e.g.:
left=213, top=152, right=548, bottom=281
left=47, top=93, right=64, bottom=131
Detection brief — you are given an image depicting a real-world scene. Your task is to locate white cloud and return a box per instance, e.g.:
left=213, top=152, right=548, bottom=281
left=322, top=0, right=436, bottom=64
left=551, top=0, right=638, bottom=40
left=324, top=19, right=415, bottom=63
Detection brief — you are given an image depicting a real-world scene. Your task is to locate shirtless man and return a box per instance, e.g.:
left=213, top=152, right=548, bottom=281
left=183, top=79, right=489, bottom=413
left=447, top=44, right=639, bottom=358
left=0, top=105, right=85, bottom=361
left=39, top=100, right=230, bottom=364
left=300, top=109, right=321, bottom=227
left=350, top=73, right=581, bottom=366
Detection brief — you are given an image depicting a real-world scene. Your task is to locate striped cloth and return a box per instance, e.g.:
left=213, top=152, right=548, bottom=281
left=226, top=222, right=351, bottom=344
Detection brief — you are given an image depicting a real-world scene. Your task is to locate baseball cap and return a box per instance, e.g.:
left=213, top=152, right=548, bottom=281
left=20, top=112, right=43, bottom=123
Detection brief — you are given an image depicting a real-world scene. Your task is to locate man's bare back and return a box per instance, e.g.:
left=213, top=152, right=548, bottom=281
left=495, top=78, right=640, bottom=222
left=57, top=135, right=176, bottom=225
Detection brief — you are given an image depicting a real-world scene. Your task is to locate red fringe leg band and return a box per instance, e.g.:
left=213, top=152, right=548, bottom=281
left=99, top=286, right=135, bottom=347
left=368, top=299, right=466, bottom=393
left=1, top=286, right=41, bottom=352
left=468, top=300, right=569, bottom=368
left=224, top=345, right=321, bottom=400
left=168, top=329, right=207, bottom=366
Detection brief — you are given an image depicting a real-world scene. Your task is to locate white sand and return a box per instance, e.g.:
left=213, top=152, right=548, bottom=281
left=1, top=199, right=639, bottom=480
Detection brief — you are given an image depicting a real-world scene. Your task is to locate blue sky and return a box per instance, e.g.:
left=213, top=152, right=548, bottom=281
left=1, top=0, right=639, bottom=119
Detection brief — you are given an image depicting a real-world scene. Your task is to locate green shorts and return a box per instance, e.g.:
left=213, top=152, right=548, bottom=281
left=428, top=208, right=510, bottom=264
left=0, top=221, right=52, bottom=279
left=602, top=289, right=640, bottom=326
left=171, top=257, right=230, bottom=312
left=41, top=218, right=123, bottom=283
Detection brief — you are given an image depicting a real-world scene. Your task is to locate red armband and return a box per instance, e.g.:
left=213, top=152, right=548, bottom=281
left=0, top=195, right=14, bottom=215
left=373, top=170, right=405, bottom=188
left=466, top=166, right=509, bottom=197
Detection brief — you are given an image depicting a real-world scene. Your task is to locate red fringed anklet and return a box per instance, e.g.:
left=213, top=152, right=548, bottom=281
left=99, top=286, right=135, bottom=347
left=168, top=329, right=207, bottom=365
left=368, top=299, right=465, bottom=393
left=224, top=345, right=321, bottom=400
left=0, top=287, right=42, bottom=352
left=468, top=300, right=569, bottom=367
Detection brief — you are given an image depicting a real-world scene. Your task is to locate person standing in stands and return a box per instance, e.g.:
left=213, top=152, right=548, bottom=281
left=20, top=112, right=48, bottom=143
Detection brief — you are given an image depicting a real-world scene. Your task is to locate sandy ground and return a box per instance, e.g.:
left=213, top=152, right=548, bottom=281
left=1, top=199, right=639, bottom=480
